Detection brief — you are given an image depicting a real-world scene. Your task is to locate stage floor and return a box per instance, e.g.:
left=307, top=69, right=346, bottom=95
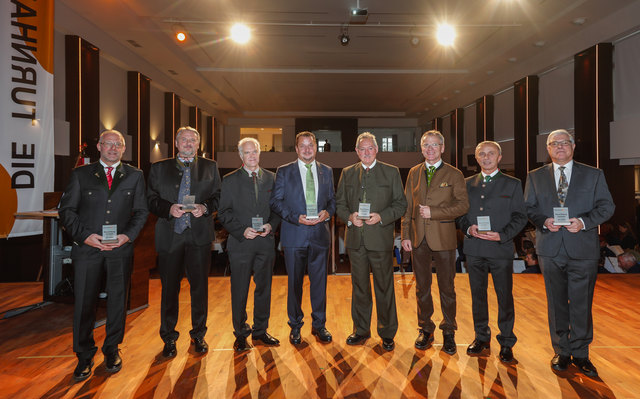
left=0, top=274, right=639, bottom=398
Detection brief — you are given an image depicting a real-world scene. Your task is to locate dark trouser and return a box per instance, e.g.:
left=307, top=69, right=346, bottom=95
left=348, top=245, right=398, bottom=339
left=412, top=239, right=457, bottom=334
left=283, top=244, right=328, bottom=330
left=158, top=229, right=211, bottom=343
left=539, top=246, right=598, bottom=358
left=73, top=253, right=132, bottom=360
left=228, top=248, right=275, bottom=338
left=466, top=255, right=517, bottom=347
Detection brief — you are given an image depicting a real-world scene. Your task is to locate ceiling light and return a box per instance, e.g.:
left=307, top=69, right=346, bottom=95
left=436, top=24, right=456, bottom=46
left=534, top=40, right=546, bottom=47
left=508, top=57, right=517, bottom=62
left=339, top=25, right=350, bottom=46
left=350, top=8, right=368, bottom=24
left=572, top=17, right=587, bottom=26
left=410, top=36, right=420, bottom=47
left=173, top=24, right=187, bottom=43
left=231, top=23, right=251, bottom=44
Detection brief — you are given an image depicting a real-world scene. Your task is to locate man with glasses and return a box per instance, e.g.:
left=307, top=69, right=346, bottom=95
left=401, top=130, right=469, bottom=354
left=525, top=129, right=614, bottom=377
left=59, top=130, right=149, bottom=381
left=147, top=126, right=221, bottom=358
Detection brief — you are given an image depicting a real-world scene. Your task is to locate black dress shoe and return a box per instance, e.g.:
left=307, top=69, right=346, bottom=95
left=499, top=346, right=514, bottom=363
left=192, top=337, right=209, bottom=353
left=442, top=334, right=457, bottom=355
left=234, top=336, right=252, bottom=352
left=311, top=327, right=333, bottom=343
left=252, top=332, right=280, bottom=346
left=163, top=340, right=177, bottom=358
left=73, top=359, right=94, bottom=382
left=466, top=339, right=490, bottom=355
left=415, top=329, right=434, bottom=349
left=382, top=338, right=395, bottom=351
left=573, top=357, right=598, bottom=377
left=289, top=328, right=302, bottom=345
left=551, top=354, right=571, bottom=371
left=346, top=332, right=370, bottom=346
left=105, top=350, right=122, bottom=373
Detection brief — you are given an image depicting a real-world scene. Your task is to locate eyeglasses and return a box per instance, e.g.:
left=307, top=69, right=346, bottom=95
left=100, top=141, right=124, bottom=149
left=422, top=143, right=442, bottom=148
left=548, top=140, right=572, bottom=147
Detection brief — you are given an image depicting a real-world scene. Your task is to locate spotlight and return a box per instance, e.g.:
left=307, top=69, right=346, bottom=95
left=230, top=23, right=251, bottom=44
left=410, top=36, right=420, bottom=47
left=436, top=23, right=456, bottom=46
left=339, top=25, right=350, bottom=46
left=173, top=24, right=187, bottom=42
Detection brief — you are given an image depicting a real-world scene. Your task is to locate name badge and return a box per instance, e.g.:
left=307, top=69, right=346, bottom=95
left=252, top=216, right=264, bottom=232
left=358, top=203, right=371, bottom=219
left=182, top=195, right=196, bottom=212
left=101, top=224, right=118, bottom=244
left=553, top=207, right=570, bottom=226
left=476, top=216, right=492, bottom=233
left=306, top=204, right=319, bottom=219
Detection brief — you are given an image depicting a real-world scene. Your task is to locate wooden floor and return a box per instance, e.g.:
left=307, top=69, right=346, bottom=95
left=1, top=273, right=639, bottom=398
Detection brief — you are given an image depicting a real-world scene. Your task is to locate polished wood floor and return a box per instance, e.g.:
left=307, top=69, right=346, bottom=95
left=1, top=273, right=639, bottom=398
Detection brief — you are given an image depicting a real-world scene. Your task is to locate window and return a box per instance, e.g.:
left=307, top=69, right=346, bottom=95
left=381, top=137, right=393, bottom=152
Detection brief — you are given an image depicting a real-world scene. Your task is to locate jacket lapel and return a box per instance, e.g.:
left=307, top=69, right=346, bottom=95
left=418, top=163, right=428, bottom=204
left=545, top=164, right=560, bottom=205
left=92, top=163, right=109, bottom=192
left=109, top=164, right=126, bottom=194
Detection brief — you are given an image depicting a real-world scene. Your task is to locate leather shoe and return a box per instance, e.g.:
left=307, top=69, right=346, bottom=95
left=573, top=357, right=598, bottom=378
left=415, top=329, right=434, bottom=349
left=346, top=332, right=370, bottom=346
left=382, top=338, right=395, bottom=351
left=192, top=337, right=209, bottom=353
left=289, top=328, right=302, bottom=345
left=551, top=354, right=571, bottom=371
left=311, top=327, right=333, bottom=343
left=73, top=359, right=94, bottom=382
left=466, top=339, right=490, bottom=355
left=499, top=346, right=514, bottom=363
left=442, top=334, right=457, bottom=355
left=252, top=332, right=280, bottom=346
left=105, top=350, right=122, bottom=373
left=233, top=336, right=252, bottom=352
left=163, top=340, right=177, bottom=358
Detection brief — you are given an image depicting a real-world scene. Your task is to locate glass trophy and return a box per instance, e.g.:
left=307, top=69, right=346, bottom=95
left=182, top=195, right=196, bottom=212
left=553, top=207, right=570, bottom=226
left=477, top=216, right=492, bottom=233
left=306, top=203, right=319, bottom=219
left=358, top=203, right=371, bottom=219
left=101, top=224, right=118, bottom=244
left=252, top=216, right=264, bottom=232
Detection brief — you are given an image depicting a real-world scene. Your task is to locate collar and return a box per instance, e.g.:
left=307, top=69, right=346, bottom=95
left=362, top=159, right=377, bottom=170
left=177, top=155, right=196, bottom=167
left=425, top=159, right=442, bottom=169
left=100, top=160, right=120, bottom=170
left=298, top=158, right=316, bottom=169
left=553, top=160, right=573, bottom=172
left=481, top=169, right=500, bottom=179
left=243, top=166, right=261, bottom=176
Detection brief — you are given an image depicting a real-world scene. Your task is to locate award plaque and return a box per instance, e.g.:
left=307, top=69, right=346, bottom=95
left=477, top=216, right=492, bottom=233
left=306, top=204, right=319, bottom=219
left=358, top=202, right=371, bottom=219
left=252, top=216, right=264, bottom=232
left=101, top=224, right=118, bottom=244
left=553, top=207, right=570, bottom=226
left=182, top=195, right=196, bottom=212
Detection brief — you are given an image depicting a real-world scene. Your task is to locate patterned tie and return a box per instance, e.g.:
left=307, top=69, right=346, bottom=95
left=106, top=166, right=113, bottom=189
left=427, top=165, right=436, bottom=186
left=484, top=175, right=491, bottom=183
left=174, top=162, right=191, bottom=234
left=557, top=166, right=568, bottom=206
left=362, top=167, right=369, bottom=203
left=252, top=171, right=258, bottom=201
left=304, top=163, right=315, bottom=206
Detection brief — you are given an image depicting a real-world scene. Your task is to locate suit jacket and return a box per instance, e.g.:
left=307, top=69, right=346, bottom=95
left=336, top=161, right=407, bottom=251
left=147, top=156, right=221, bottom=249
left=401, top=162, right=469, bottom=251
left=524, top=161, right=614, bottom=259
left=59, top=162, right=149, bottom=259
left=218, top=167, right=281, bottom=252
left=457, top=172, right=527, bottom=259
left=270, top=160, right=336, bottom=247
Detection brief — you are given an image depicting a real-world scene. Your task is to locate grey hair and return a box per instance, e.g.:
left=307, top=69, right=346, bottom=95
left=176, top=126, right=201, bottom=142
left=475, top=140, right=502, bottom=155
left=99, top=129, right=125, bottom=144
left=356, top=132, right=378, bottom=149
left=420, top=130, right=444, bottom=146
left=546, top=129, right=575, bottom=146
left=238, top=137, right=260, bottom=156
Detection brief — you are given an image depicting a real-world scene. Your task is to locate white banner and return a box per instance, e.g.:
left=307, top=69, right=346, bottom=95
left=1, top=0, right=54, bottom=237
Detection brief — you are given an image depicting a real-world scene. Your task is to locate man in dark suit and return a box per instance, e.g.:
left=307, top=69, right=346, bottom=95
left=336, top=132, right=407, bottom=351
left=270, top=131, right=336, bottom=345
left=401, top=130, right=469, bottom=354
left=218, top=138, right=281, bottom=352
left=457, top=141, right=527, bottom=363
left=525, top=129, right=614, bottom=377
left=147, top=126, right=221, bottom=358
left=59, top=130, right=148, bottom=381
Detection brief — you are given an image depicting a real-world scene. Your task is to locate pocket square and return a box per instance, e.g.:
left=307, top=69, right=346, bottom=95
left=439, top=182, right=450, bottom=187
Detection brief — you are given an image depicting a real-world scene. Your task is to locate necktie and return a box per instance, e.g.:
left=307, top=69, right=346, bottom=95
left=174, top=162, right=191, bottom=234
left=106, top=166, right=113, bottom=189
left=252, top=171, right=258, bottom=201
left=484, top=175, right=491, bottom=183
left=362, top=168, right=369, bottom=203
left=427, top=165, right=436, bottom=186
left=557, top=166, right=568, bottom=206
left=304, top=163, right=315, bottom=206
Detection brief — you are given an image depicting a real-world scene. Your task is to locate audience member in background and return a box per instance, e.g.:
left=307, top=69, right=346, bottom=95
left=618, top=250, right=640, bottom=273
left=521, top=249, right=541, bottom=273
left=617, top=222, right=637, bottom=250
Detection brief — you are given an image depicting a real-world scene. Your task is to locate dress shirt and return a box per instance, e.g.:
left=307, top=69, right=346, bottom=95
left=424, top=159, right=443, bottom=169
left=362, top=159, right=377, bottom=170
left=99, top=160, right=120, bottom=178
left=243, top=166, right=261, bottom=177
left=553, top=160, right=573, bottom=188
left=481, top=169, right=500, bottom=181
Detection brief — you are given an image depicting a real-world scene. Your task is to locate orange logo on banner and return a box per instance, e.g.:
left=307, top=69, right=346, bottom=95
left=16, top=0, right=54, bottom=74
left=0, top=165, right=19, bottom=238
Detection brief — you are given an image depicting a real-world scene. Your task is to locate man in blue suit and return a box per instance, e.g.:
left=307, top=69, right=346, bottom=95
left=270, top=131, right=336, bottom=345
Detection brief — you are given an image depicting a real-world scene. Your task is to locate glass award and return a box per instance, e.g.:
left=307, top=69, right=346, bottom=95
left=306, top=204, right=319, bottom=219
left=477, top=216, right=492, bottom=233
left=553, top=207, right=570, bottom=226
left=252, top=216, right=264, bottom=232
left=182, top=195, right=196, bottom=212
left=358, top=203, right=371, bottom=219
left=101, top=224, right=118, bottom=244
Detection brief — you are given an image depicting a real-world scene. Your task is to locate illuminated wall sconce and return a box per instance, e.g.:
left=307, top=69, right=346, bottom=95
left=173, top=24, right=187, bottom=43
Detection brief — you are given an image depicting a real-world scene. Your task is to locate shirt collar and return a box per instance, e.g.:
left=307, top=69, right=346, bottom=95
left=298, top=158, right=316, bottom=169
left=177, top=155, right=196, bottom=166
left=100, top=160, right=120, bottom=170
left=243, top=165, right=261, bottom=176
left=482, top=169, right=500, bottom=179
left=553, top=160, right=573, bottom=172
left=425, top=159, right=442, bottom=169
left=362, top=159, right=377, bottom=170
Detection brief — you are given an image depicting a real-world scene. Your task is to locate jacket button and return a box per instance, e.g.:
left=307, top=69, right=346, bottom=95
left=480, top=195, right=485, bottom=199
left=105, top=221, right=110, bottom=224
left=479, top=207, right=483, bottom=211
left=106, top=210, right=111, bottom=214
left=108, top=199, right=111, bottom=203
